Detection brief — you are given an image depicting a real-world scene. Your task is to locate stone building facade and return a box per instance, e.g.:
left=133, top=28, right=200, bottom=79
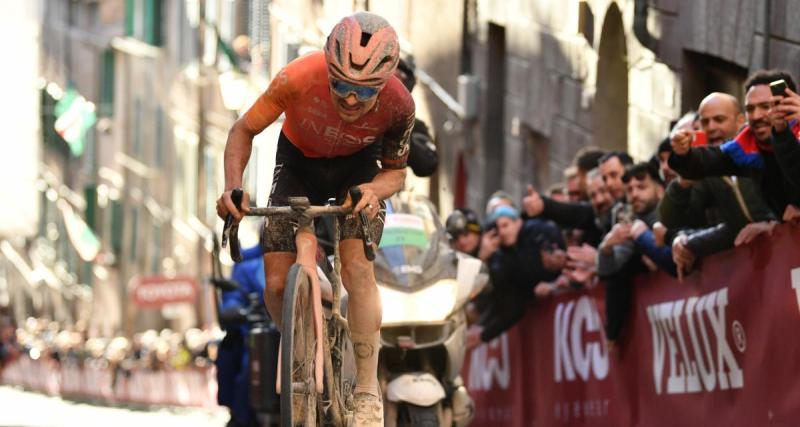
left=462, top=0, right=795, bottom=213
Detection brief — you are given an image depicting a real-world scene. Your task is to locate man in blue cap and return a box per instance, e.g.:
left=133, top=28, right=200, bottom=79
left=466, top=205, right=565, bottom=348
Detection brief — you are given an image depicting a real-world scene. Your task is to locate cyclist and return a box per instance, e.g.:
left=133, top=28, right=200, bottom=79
left=216, top=12, right=413, bottom=426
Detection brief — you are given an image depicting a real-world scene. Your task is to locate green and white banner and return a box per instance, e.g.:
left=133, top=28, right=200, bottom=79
left=54, top=88, right=97, bottom=157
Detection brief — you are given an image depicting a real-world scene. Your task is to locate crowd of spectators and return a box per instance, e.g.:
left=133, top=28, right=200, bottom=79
left=448, top=68, right=800, bottom=349
left=0, top=315, right=220, bottom=383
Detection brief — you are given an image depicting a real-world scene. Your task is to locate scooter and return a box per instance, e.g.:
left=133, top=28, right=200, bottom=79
left=374, top=192, right=487, bottom=427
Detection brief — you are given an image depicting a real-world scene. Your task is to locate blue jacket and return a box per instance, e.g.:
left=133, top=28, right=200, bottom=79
left=216, top=245, right=265, bottom=424
left=221, top=246, right=266, bottom=335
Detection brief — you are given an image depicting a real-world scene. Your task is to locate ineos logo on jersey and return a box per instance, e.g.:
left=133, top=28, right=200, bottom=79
left=646, top=288, right=744, bottom=395
left=299, top=117, right=378, bottom=147
left=554, top=296, right=609, bottom=383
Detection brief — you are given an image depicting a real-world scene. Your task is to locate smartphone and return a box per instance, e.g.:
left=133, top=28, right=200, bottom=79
left=770, top=79, right=788, bottom=97
left=691, top=129, right=708, bottom=147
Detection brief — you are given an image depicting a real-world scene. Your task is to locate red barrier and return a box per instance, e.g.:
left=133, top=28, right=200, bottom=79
left=1, top=357, right=219, bottom=408
left=463, top=224, right=800, bottom=427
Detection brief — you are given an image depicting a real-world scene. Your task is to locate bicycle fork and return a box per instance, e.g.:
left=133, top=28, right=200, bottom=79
left=275, top=225, right=325, bottom=396
left=296, top=231, right=325, bottom=395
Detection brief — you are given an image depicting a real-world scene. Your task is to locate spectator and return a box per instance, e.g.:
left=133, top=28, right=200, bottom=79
left=216, top=245, right=266, bottom=427
left=547, top=183, right=567, bottom=202
left=654, top=138, right=678, bottom=185
left=485, top=190, right=516, bottom=216
left=661, top=92, right=777, bottom=276
left=466, top=206, right=565, bottom=348
left=522, top=167, right=614, bottom=247
left=598, top=162, right=665, bottom=342
left=599, top=152, right=634, bottom=203
left=669, top=69, right=800, bottom=220
left=573, top=146, right=607, bottom=197
left=564, top=166, right=584, bottom=202
left=393, top=54, right=439, bottom=177
left=445, top=208, right=483, bottom=257
left=599, top=162, right=665, bottom=275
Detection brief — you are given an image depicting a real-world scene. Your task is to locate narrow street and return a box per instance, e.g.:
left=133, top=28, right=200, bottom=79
left=0, top=386, right=228, bottom=427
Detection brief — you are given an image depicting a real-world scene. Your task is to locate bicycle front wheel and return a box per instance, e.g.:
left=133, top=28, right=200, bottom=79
left=281, top=263, right=318, bottom=427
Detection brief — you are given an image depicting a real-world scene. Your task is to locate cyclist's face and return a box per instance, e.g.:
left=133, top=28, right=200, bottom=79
left=330, top=81, right=379, bottom=122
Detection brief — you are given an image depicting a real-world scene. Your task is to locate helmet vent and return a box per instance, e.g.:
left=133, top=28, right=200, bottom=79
left=349, top=53, right=366, bottom=71
left=372, top=56, right=393, bottom=74
left=360, top=32, right=373, bottom=47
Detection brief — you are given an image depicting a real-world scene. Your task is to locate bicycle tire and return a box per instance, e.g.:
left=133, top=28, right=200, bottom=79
left=281, top=263, right=318, bottom=427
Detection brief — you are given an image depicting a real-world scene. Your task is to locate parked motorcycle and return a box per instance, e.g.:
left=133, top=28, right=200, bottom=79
left=209, top=236, right=281, bottom=427
left=374, top=192, right=487, bottom=427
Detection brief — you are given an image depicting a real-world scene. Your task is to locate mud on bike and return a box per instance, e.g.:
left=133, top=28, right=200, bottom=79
left=222, top=187, right=377, bottom=427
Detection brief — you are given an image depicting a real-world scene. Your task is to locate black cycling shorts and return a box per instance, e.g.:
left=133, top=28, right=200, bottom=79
left=261, top=132, right=386, bottom=253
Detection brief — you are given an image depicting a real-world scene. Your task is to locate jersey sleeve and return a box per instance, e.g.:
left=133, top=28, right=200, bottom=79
left=380, top=96, right=415, bottom=170
left=242, top=67, right=296, bottom=132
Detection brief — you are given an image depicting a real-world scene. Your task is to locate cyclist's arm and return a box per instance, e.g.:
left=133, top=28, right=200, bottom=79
left=221, top=71, right=292, bottom=218
left=352, top=104, right=414, bottom=214
left=225, top=71, right=290, bottom=190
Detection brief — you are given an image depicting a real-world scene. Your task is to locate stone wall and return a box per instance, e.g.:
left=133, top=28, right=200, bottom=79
left=459, top=0, right=800, bottom=212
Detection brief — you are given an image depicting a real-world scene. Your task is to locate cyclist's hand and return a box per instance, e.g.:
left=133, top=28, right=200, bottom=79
left=344, top=185, right=381, bottom=219
left=216, top=189, right=251, bottom=222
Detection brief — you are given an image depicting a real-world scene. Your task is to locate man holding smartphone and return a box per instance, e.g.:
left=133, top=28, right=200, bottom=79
left=662, top=92, right=777, bottom=278
left=669, top=70, right=800, bottom=223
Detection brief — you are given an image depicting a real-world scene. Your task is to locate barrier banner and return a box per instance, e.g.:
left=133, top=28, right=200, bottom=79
left=1, top=357, right=219, bottom=409
left=463, top=224, right=800, bottom=426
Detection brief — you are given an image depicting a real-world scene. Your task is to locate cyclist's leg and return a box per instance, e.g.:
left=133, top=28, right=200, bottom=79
left=336, top=152, right=386, bottom=398
left=261, top=134, right=308, bottom=330
left=340, top=212, right=386, bottom=426
left=340, top=238, right=383, bottom=393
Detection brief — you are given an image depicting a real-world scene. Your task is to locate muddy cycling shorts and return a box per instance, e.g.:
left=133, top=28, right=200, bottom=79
left=261, top=132, right=386, bottom=253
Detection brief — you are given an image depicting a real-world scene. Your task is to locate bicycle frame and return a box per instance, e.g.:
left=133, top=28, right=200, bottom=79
left=223, top=190, right=372, bottom=425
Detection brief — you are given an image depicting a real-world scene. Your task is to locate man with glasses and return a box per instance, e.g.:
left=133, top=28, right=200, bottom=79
left=669, top=70, right=800, bottom=221
left=217, top=12, right=414, bottom=426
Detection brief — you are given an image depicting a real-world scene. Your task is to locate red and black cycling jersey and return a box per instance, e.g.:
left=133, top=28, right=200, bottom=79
left=243, top=51, right=415, bottom=169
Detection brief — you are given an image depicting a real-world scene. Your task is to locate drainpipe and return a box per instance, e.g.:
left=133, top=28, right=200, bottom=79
left=633, top=0, right=658, bottom=52
left=763, top=0, right=771, bottom=67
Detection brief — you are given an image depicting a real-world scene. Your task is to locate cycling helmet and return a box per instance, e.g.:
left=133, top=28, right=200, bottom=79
left=445, top=208, right=482, bottom=240
left=325, top=12, right=400, bottom=87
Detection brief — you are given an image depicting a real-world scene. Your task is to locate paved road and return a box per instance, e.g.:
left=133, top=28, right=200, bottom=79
left=0, top=386, right=229, bottom=427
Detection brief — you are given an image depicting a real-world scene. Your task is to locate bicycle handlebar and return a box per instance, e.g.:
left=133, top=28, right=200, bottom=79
left=221, top=187, right=376, bottom=262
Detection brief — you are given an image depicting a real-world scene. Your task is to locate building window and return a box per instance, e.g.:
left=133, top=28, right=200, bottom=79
left=681, top=51, right=747, bottom=114
left=248, top=0, right=270, bottom=76
left=204, top=148, right=219, bottom=223
left=150, top=223, right=161, bottom=274
left=99, top=50, right=115, bottom=117
left=111, top=200, right=124, bottom=258
left=129, top=206, right=139, bottom=261
left=177, top=0, right=199, bottom=65
left=132, top=98, right=142, bottom=157
left=173, top=126, right=198, bottom=218
left=126, top=0, right=163, bottom=46
left=155, top=106, right=165, bottom=168
left=578, top=2, right=595, bottom=47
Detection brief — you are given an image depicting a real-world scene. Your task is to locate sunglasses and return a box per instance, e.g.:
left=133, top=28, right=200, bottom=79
left=330, top=79, right=380, bottom=101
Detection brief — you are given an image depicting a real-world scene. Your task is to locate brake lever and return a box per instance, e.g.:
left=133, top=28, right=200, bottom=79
left=348, top=187, right=376, bottom=261
left=222, top=188, right=244, bottom=262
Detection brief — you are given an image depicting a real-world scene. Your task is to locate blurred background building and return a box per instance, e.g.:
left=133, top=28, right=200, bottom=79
left=1, top=0, right=796, bottom=338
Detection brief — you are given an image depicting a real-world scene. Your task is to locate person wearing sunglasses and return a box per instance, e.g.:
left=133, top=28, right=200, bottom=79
left=216, top=11, right=414, bottom=427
